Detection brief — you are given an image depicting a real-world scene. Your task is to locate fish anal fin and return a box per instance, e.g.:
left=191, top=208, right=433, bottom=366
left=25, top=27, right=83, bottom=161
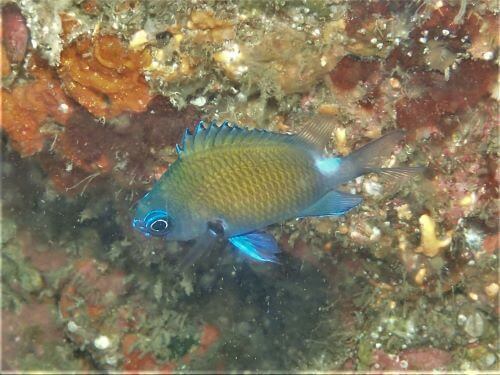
left=299, top=190, right=362, bottom=218
left=229, top=232, right=280, bottom=263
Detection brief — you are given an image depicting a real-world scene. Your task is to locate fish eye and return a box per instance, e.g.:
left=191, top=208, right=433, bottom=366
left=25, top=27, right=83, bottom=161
left=151, top=218, right=168, bottom=232
left=144, top=210, right=170, bottom=236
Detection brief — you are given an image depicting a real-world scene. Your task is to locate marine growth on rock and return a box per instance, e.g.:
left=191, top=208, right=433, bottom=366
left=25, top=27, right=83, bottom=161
left=0, top=0, right=498, bottom=372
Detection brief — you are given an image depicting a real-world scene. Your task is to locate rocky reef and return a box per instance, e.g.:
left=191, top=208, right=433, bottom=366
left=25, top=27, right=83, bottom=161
left=1, top=0, right=498, bottom=372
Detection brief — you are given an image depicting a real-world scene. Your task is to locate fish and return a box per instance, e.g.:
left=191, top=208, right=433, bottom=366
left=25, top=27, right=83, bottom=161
left=132, top=115, right=422, bottom=266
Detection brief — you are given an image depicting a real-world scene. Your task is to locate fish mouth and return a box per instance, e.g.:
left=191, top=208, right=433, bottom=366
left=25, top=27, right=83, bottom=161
left=132, top=218, right=150, bottom=236
left=132, top=218, right=141, bottom=229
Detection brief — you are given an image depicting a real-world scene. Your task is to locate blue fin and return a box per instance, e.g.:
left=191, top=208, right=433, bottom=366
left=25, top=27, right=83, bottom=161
left=229, top=232, right=280, bottom=263
left=299, top=190, right=362, bottom=218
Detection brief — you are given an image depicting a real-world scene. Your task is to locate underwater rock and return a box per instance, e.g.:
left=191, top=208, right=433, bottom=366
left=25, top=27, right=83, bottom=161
left=55, top=108, right=115, bottom=175
left=399, top=347, right=453, bottom=370
left=464, top=311, right=485, bottom=338
left=121, top=334, right=168, bottom=371
left=396, top=59, right=496, bottom=140
left=1, top=1, right=498, bottom=372
left=59, top=259, right=129, bottom=322
left=18, top=231, right=71, bottom=273
left=329, top=55, right=381, bottom=92
left=43, top=96, right=198, bottom=194
left=197, top=324, right=220, bottom=355
left=465, top=343, right=497, bottom=369
left=187, top=9, right=236, bottom=43
left=120, top=321, right=220, bottom=371
left=1, top=42, right=10, bottom=76
left=59, top=258, right=133, bottom=368
left=214, top=19, right=346, bottom=97
left=1, top=3, right=29, bottom=64
left=484, top=282, right=499, bottom=299
left=409, top=2, right=495, bottom=56
left=2, top=301, right=89, bottom=371
left=344, top=0, right=408, bottom=58
left=482, top=234, right=499, bottom=255
left=466, top=12, right=498, bottom=61
left=371, top=347, right=453, bottom=371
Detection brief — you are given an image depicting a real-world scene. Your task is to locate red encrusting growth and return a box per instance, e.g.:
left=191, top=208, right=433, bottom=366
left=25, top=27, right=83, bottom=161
left=371, top=347, right=452, bottom=371
left=1, top=57, right=74, bottom=156
left=329, top=56, right=381, bottom=91
left=396, top=60, right=496, bottom=139
left=44, top=96, right=198, bottom=193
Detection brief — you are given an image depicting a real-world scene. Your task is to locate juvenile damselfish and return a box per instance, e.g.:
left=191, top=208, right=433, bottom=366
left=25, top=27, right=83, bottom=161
left=133, top=116, right=420, bottom=265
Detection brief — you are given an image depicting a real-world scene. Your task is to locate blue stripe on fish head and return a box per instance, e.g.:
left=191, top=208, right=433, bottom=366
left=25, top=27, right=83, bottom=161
left=133, top=190, right=174, bottom=238
left=133, top=185, right=206, bottom=242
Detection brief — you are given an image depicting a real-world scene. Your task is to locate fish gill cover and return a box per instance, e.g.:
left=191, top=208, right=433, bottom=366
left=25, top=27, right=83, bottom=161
left=1, top=0, right=498, bottom=372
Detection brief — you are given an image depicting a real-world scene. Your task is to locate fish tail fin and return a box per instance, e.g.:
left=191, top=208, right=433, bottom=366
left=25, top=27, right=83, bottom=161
left=333, top=130, right=423, bottom=184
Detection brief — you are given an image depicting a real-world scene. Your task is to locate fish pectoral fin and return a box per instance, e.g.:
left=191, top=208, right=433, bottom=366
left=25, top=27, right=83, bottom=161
left=229, top=232, right=281, bottom=264
left=299, top=190, right=363, bottom=218
left=178, top=235, right=216, bottom=271
left=178, top=219, right=230, bottom=271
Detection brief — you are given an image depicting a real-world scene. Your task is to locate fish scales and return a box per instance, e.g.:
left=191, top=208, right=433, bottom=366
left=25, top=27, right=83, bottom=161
left=164, top=143, right=322, bottom=234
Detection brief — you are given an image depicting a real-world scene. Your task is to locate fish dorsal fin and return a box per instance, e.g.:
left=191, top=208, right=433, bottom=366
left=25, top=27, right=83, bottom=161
left=295, top=114, right=337, bottom=151
left=176, top=120, right=304, bottom=158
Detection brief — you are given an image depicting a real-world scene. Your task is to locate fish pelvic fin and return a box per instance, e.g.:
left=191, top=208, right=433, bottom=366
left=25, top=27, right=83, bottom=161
left=229, top=232, right=281, bottom=264
left=177, top=234, right=216, bottom=272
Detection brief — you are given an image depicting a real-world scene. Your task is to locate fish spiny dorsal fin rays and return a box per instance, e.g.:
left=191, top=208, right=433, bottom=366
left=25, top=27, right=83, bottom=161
left=213, top=121, right=230, bottom=147
left=295, top=114, right=337, bottom=151
left=193, top=121, right=209, bottom=152
left=180, top=127, right=194, bottom=152
left=175, top=120, right=305, bottom=158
